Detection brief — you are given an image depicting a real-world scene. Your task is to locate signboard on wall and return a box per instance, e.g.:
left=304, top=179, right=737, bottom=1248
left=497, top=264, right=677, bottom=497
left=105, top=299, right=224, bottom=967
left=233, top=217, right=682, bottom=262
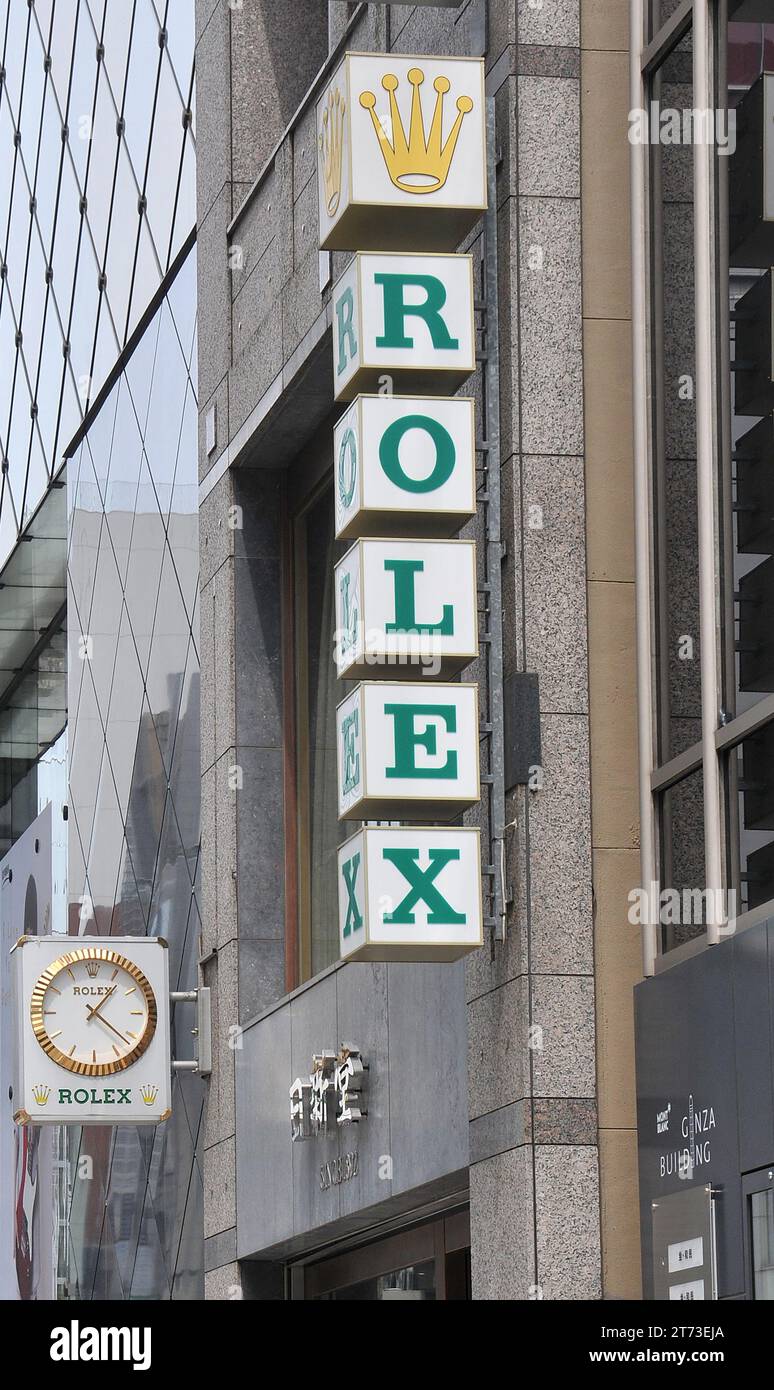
left=338, top=825, right=482, bottom=962
left=652, top=1186, right=718, bottom=1301
left=336, top=680, right=480, bottom=820
left=332, top=251, right=475, bottom=400
left=317, top=52, right=486, bottom=251
left=334, top=393, right=476, bottom=539
left=12, top=936, right=171, bottom=1126
left=320, top=50, right=486, bottom=963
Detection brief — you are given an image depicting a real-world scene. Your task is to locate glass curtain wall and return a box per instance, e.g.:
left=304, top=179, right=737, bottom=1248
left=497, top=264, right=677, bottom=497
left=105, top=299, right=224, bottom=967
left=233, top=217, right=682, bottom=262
left=0, top=0, right=195, bottom=567
left=639, top=2, right=774, bottom=960
left=65, top=241, right=201, bottom=1300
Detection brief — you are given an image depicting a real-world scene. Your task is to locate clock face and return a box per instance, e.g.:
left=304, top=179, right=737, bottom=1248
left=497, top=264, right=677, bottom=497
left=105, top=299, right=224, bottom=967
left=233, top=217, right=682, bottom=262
left=30, top=946, right=158, bottom=1077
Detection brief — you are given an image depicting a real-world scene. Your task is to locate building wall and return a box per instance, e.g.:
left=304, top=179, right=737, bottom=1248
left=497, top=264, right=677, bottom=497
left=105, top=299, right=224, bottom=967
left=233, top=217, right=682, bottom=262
left=197, top=0, right=641, bottom=1300
left=582, top=0, right=642, bottom=1300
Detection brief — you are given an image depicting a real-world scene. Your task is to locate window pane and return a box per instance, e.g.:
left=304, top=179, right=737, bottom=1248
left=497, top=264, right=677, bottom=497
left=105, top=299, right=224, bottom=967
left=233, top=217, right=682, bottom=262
left=651, top=39, right=702, bottom=762
left=725, top=724, right=774, bottom=918
left=659, top=766, right=707, bottom=953
left=752, top=1188, right=774, bottom=1300
left=296, top=484, right=350, bottom=980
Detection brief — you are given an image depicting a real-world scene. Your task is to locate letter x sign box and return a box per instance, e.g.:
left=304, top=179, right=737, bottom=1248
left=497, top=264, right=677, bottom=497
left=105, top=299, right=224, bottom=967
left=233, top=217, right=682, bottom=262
left=336, top=680, right=479, bottom=820
left=334, top=394, right=476, bottom=539
left=332, top=251, right=475, bottom=400
left=334, top=537, right=478, bottom=679
left=338, top=826, right=483, bottom=962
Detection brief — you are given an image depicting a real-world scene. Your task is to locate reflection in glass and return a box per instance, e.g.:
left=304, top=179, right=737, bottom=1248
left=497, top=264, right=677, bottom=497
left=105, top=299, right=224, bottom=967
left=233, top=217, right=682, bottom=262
left=752, top=1188, right=774, bottom=1300
left=65, top=242, right=201, bottom=1299
left=314, top=1259, right=437, bottom=1302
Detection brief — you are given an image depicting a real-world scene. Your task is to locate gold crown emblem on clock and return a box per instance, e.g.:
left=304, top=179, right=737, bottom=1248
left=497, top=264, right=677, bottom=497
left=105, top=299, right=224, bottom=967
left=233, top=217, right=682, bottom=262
left=141, top=1085, right=158, bottom=1106
left=32, top=1085, right=50, bottom=1105
left=85, top=960, right=100, bottom=978
left=359, top=67, right=473, bottom=194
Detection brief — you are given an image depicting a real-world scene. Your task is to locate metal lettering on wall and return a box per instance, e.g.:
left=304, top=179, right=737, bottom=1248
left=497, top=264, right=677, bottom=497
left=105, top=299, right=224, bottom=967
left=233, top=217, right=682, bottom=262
left=289, top=1044, right=368, bottom=1141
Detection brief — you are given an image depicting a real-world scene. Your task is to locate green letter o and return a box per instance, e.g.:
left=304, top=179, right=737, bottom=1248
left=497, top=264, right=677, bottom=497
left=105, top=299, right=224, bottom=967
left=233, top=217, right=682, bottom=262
left=379, top=414, right=455, bottom=495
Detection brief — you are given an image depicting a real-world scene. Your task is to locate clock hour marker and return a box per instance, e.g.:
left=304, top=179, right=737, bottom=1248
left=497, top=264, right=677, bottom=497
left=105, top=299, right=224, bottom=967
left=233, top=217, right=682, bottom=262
left=92, top=1050, right=96, bottom=1063
left=67, top=967, right=75, bottom=980
left=49, top=985, right=60, bottom=995
left=69, top=1046, right=76, bottom=1057
left=130, top=1011, right=143, bottom=1016
left=44, top=1010, right=56, bottom=1015
left=127, top=1031, right=137, bottom=1039
left=125, top=987, right=136, bottom=995
left=112, top=1044, right=121, bottom=1057
left=50, top=1030, right=62, bottom=1040
left=111, top=969, right=118, bottom=981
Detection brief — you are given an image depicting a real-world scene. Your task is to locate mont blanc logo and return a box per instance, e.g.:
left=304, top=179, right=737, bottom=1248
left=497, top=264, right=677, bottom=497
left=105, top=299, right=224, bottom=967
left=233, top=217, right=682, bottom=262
left=657, top=1103, right=671, bottom=1136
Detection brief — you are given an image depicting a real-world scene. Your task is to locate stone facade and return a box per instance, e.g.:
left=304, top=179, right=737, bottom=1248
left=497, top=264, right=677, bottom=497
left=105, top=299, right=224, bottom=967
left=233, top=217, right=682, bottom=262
left=195, top=0, right=639, bottom=1300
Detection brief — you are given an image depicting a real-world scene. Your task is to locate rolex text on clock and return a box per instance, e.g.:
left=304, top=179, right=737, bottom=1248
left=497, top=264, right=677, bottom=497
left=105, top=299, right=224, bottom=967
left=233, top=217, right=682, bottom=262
left=12, top=936, right=171, bottom=1124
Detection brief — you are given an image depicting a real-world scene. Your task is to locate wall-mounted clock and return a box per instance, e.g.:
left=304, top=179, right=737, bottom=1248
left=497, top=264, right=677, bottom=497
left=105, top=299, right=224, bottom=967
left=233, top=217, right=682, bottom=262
left=12, top=935, right=171, bottom=1125
left=30, top=946, right=158, bottom=1077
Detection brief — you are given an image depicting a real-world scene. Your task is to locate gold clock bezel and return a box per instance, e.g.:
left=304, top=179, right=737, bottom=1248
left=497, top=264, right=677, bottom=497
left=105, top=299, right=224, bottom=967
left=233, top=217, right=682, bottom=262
left=30, top=946, right=158, bottom=1077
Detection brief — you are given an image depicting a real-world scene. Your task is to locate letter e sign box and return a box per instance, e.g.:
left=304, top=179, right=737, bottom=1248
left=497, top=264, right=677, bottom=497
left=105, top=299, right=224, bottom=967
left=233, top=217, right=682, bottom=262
left=336, top=680, right=479, bottom=820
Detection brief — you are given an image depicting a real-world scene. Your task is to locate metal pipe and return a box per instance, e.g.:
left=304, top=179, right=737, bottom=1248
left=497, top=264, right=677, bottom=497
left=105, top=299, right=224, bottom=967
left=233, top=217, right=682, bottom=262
left=630, top=0, right=659, bottom=976
left=693, top=0, right=724, bottom=946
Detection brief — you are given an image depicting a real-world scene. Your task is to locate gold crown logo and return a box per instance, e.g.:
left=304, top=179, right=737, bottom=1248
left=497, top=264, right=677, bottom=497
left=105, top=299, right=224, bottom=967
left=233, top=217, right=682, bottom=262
left=33, top=1085, right=50, bottom=1106
left=359, top=68, right=473, bottom=195
left=85, top=960, right=100, bottom=978
left=319, top=87, right=346, bottom=217
left=141, top=1085, right=158, bottom=1106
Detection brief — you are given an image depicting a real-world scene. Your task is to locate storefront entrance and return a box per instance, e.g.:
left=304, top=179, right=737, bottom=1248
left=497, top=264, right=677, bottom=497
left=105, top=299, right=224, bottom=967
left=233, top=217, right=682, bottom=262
left=743, top=1168, right=774, bottom=1300
left=294, top=1210, right=470, bottom=1301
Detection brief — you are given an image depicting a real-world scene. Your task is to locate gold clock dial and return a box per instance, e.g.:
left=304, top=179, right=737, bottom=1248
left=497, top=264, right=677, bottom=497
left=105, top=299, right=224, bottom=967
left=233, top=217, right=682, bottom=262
left=30, top=946, right=157, bottom=1076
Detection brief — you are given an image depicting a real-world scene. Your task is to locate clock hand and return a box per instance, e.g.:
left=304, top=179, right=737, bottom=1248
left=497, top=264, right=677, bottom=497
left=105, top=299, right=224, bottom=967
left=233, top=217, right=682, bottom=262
left=86, top=1007, right=129, bottom=1046
left=85, top=985, right=116, bottom=1022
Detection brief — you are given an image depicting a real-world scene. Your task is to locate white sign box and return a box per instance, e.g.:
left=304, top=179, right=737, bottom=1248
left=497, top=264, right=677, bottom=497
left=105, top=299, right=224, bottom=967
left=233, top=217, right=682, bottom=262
left=334, top=537, right=478, bottom=680
left=12, top=936, right=171, bottom=1125
left=317, top=51, right=486, bottom=251
left=332, top=252, right=475, bottom=401
left=336, top=680, right=479, bottom=820
left=338, top=825, right=483, bottom=962
left=334, top=394, right=476, bottom=539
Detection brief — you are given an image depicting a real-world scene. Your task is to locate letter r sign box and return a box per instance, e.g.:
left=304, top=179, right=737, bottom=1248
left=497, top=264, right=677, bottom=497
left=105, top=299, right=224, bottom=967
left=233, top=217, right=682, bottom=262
left=338, top=825, right=483, bottom=962
left=332, top=251, right=475, bottom=400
